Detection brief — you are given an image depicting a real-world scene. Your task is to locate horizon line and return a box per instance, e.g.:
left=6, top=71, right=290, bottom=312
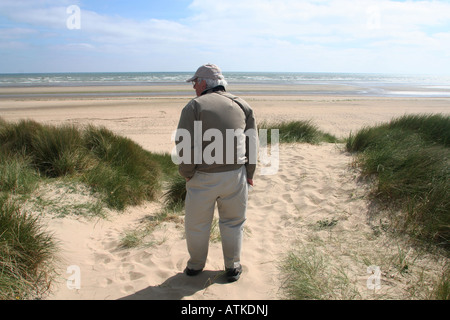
left=1, top=71, right=450, bottom=77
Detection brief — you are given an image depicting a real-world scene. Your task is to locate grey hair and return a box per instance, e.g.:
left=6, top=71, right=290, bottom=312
left=197, top=77, right=228, bottom=90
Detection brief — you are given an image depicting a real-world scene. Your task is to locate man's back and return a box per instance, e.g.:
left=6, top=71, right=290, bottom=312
left=177, top=89, right=257, bottom=179
left=188, top=91, right=247, bottom=134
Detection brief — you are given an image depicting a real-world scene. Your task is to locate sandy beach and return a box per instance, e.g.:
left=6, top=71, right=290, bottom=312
left=0, top=85, right=449, bottom=300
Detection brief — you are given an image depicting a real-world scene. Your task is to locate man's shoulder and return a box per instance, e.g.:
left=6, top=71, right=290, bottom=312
left=217, top=92, right=252, bottom=108
left=190, top=91, right=231, bottom=106
left=188, top=91, right=253, bottom=112
left=183, top=98, right=198, bottom=109
left=217, top=91, right=240, bottom=100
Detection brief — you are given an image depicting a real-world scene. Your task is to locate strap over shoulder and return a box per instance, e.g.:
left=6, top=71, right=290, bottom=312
left=216, top=91, right=252, bottom=120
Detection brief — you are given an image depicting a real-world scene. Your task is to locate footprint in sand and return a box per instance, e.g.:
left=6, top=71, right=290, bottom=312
left=122, top=285, right=135, bottom=294
left=133, top=250, right=153, bottom=264
left=282, top=193, right=294, bottom=203
left=97, top=277, right=113, bottom=288
left=94, top=252, right=115, bottom=265
left=129, top=271, right=145, bottom=281
left=102, top=239, right=120, bottom=250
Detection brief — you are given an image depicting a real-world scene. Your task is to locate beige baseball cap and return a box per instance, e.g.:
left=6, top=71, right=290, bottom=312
left=186, top=63, right=225, bottom=82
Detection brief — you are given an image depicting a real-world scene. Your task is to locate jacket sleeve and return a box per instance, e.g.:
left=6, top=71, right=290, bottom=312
left=244, top=107, right=258, bottom=180
left=236, top=98, right=258, bottom=180
left=176, top=100, right=197, bottom=179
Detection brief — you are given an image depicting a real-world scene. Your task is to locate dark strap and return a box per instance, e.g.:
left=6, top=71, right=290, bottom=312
left=218, top=92, right=250, bottom=121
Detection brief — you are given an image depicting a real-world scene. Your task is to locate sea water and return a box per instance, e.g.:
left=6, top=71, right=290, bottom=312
left=1, top=72, right=450, bottom=97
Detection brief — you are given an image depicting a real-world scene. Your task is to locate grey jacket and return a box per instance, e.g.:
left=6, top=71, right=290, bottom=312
left=175, top=87, right=258, bottom=180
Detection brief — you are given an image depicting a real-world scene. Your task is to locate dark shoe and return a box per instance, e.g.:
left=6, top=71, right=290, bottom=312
left=184, top=267, right=203, bottom=276
left=226, top=265, right=242, bottom=282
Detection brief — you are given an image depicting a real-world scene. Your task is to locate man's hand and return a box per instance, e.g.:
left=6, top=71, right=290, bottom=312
left=185, top=177, right=191, bottom=182
left=247, top=178, right=253, bottom=186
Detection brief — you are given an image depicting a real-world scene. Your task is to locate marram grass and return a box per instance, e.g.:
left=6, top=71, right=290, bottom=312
left=0, top=118, right=179, bottom=299
left=346, top=114, right=449, bottom=248
left=0, top=195, right=57, bottom=300
left=0, top=120, right=165, bottom=211
left=259, top=119, right=339, bottom=144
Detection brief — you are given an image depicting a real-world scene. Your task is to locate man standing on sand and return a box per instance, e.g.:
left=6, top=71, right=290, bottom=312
left=175, top=64, right=258, bottom=282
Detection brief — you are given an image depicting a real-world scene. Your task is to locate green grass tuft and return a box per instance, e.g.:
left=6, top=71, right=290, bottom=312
left=0, top=118, right=176, bottom=298
left=280, top=246, right=360, bottom=300
left=259, top=120, right=339, bottom=144
left=0, top=153, right=40, bottom=195
left=163, top=175, right=187, bottom=211
left=0, top=195, right=57, bottom=300
left=346, top=114, right=450, bottom=248
left=0, top=120, right=163, bottom=211
left=82, top=125, right=162, bottom=210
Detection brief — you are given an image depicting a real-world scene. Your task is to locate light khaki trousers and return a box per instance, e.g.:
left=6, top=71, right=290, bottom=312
left=185, top=166, right=248, bottom=270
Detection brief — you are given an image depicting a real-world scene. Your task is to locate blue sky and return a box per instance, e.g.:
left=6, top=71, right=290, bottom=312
left=1, top=0, right=450, bottom=74
left=81, top=0, right=193, bottom=20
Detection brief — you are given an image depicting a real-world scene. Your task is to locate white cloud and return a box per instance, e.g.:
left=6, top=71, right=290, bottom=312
left=187, top=0, right=450, bottom=43
left=1, top=0, right=450, bottom=73
left=183, top=0, right=450, bottom=72
left=0, top=0, right=75, bottom=28
left=0, top=27, right=38, bottom=40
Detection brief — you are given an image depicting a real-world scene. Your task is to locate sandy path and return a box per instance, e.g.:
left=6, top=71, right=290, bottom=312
left=44, top=142, right=370, bottom=300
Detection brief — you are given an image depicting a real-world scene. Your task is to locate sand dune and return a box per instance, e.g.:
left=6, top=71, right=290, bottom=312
left=42, top=143, right=446, bottom=300
left=42, top=143, right=362, bottom=300
left=1, top=89, right=448, bottom=300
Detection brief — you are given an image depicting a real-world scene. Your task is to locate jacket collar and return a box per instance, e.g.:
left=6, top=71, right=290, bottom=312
left=201, top=85, right=226, bottom=96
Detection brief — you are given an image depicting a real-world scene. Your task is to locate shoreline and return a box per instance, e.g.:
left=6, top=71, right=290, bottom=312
left=1, top=83, right=450, bottom=98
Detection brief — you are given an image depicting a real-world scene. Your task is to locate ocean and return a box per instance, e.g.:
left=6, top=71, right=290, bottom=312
left=1, top=72, right=450, bottom=97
